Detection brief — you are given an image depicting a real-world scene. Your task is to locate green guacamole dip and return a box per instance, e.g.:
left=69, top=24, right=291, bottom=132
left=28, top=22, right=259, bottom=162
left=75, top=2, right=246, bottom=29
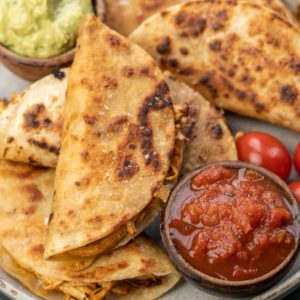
left=0, top=0, right=93, bottom=58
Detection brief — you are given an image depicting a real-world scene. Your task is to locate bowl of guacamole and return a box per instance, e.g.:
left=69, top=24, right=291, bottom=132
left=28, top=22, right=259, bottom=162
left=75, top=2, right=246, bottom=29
left=0, top=0, right=94, bottom=58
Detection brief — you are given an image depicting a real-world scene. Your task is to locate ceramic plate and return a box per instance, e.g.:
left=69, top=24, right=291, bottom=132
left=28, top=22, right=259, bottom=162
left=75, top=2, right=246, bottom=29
left=0, top=1, right=299, bottom=299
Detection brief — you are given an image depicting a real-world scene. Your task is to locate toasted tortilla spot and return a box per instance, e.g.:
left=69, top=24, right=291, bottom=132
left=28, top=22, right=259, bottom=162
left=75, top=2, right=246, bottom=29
left=198, top=73, right=218, bottom=98
left=117, top=155, right=139, bottom=180
left=102, top=76, right=118, bottom=89
left=80, top=150, right=90, bottom=161
left=107, top=116, right=128, bottom=133
left=209, top=39, right=222, bottom=51
left=23, top=205, right=36, bottom=215
left=175, top=11, right=206, bottom=37
left=83, top=115, right=97, bottom=126
left=168, top=58, right=179, bottom=68
left=140, top=258, right=157, bottom=270
left=179, top=47, right=189, bottom=55
left=7, top=137, right=14, bottom=143
left=156, top=37, right=172, bottom=54
left=87, top=216, right=102, bottom=224
left=27, top=138, right=60, bottom=155
left=30, top=244, right=44, bottom=255
left=23, top=104, right=46, bottom=130
left=22, top=184, right=43, bottom=202
left=280, top=85, right=298, bottom=103
left=179, top=67, right=194, bottom=75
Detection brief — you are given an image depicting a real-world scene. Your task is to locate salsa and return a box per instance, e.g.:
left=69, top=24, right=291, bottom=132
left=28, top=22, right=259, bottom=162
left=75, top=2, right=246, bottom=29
left=169, top=165, right=297, bottom=281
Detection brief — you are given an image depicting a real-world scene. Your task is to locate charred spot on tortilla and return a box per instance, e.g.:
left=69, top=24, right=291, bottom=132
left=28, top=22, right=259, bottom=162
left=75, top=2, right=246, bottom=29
left=206, top=122, right=224, bottom=140
left=138, top=81, right=172, bottom=170
left=179, top=67, right=194, bottom=75
left=168, top=58, right=179, bottom=69
left=210, top=9, right=229, bottom=31
left=175, top=11, right=206, bottom=37
left=122, top=66, right=135, bottom=77
left=179, top=47, right=189, bottom=55
left=280, top=85, right=298, bottom=104
left=22, top=184, right=43, bottom=202
left=209, top=39, right=222, bottom=51
left=117, top=155, right=139, bottom=180
left=23, top=103, right=46, bottom=130
left=52, top=70, right=65, bottom=80
left=7, top=137, right=14, bottom=144
left=198, top=73, right=218, bottom=98
left=156, top=37, right=171, bottom=55
left=27, top=138, right=60, bottom=155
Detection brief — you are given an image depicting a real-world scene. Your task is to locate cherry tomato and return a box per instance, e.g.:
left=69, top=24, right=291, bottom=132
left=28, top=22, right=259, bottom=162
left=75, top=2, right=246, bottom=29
left=294, top=142, right=300, bottom=176
left=289, top=182, right=300, bottom=204
left=236, top=131, right=292, bottom=180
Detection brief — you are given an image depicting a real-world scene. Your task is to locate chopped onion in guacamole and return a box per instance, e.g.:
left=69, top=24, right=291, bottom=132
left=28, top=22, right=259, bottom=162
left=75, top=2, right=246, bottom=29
left=0, top=0, right=93, bottom=58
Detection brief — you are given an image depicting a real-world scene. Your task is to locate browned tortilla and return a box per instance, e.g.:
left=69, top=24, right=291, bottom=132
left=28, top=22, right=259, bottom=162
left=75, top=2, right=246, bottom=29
left=45, top=16, right=175, bottom=258
left=104, top=0, right=298, bottom=36
left=130, top=0, right=300, bottom=132
left=165, top=72, right=237, bottom=172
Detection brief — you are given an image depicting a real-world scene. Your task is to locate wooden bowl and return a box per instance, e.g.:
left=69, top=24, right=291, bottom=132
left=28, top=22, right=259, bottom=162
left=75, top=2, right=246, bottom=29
left=161, top=161, right=300, bottom=296
left=0, top=0, right=105, bottom=81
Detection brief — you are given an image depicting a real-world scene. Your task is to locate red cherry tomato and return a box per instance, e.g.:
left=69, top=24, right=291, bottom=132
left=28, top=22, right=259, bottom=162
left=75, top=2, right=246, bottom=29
left=289, top=182, right=300, bottom=204
left=236, top=131, right=292, bottom=180
left=294, top=142, right=300, bottom=176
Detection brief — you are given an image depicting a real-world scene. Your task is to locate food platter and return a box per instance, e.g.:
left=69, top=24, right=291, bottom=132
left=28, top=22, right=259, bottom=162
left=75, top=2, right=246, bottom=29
left=0, top=62, right=299, bottom=300
left=0, top=0, right=300, bottom=300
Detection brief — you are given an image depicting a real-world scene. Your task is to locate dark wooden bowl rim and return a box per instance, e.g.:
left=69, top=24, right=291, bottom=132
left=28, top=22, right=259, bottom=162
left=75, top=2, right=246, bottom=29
left=162, top=160, right=300, bottom=287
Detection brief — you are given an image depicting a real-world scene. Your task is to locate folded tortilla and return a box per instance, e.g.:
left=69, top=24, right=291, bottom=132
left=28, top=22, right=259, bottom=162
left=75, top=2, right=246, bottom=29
left=104, top=0, right=298, bottom=36
left=164, top=72, right=237, bottom=172
left=0, top=70, right=68, bottom=168
left=0, top=160, right=180, bottom=300
left=44, top=15, right=176, bottom=258
left=129, top=0, right=300, bottom=132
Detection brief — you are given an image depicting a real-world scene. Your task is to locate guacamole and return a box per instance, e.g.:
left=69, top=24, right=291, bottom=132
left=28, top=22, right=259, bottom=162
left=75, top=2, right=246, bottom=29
left=0, top=0, right=93, bottom=58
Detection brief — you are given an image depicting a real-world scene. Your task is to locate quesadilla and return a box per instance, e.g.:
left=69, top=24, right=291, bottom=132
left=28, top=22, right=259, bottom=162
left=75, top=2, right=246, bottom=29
left=164, top=72, right=237, bottom=173
left=0, top=70, right=68, bottom=168
left=129, top=0, right=300, bottom=132
left=44, top=15, right=176, bottom=258
left=104, top=0, right=185, bottom=36
left=0, top=160, right=180, bottom=300
left=103, top=0, right=298, bottom=36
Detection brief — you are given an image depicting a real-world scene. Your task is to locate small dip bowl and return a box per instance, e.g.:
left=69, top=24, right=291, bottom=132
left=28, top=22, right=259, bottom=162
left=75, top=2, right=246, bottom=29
left=161, top=161, right=300, bottom=296
left=0, top=0, right=105, bottom=81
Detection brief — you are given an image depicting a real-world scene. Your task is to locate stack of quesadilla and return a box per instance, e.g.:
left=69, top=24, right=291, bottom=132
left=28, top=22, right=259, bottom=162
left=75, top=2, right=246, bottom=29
left=0, top=160, right=179, bottom=300
left=129, top=0, right=300, bottom=131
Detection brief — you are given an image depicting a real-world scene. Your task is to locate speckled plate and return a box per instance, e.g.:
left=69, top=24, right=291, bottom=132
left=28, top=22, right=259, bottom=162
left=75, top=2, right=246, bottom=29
left=0, top=1, right=300, bottom=299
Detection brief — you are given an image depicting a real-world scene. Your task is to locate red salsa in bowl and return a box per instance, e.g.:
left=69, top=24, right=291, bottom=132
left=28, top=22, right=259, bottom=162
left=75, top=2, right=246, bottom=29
left=163, top=162, right=300, bottom=289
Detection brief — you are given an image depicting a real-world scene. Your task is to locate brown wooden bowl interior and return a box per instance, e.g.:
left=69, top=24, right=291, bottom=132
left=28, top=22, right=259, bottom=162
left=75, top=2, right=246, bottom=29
left=161, top=161, right=300, bottom=296
left=0, top=0, right=106, bottom=81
